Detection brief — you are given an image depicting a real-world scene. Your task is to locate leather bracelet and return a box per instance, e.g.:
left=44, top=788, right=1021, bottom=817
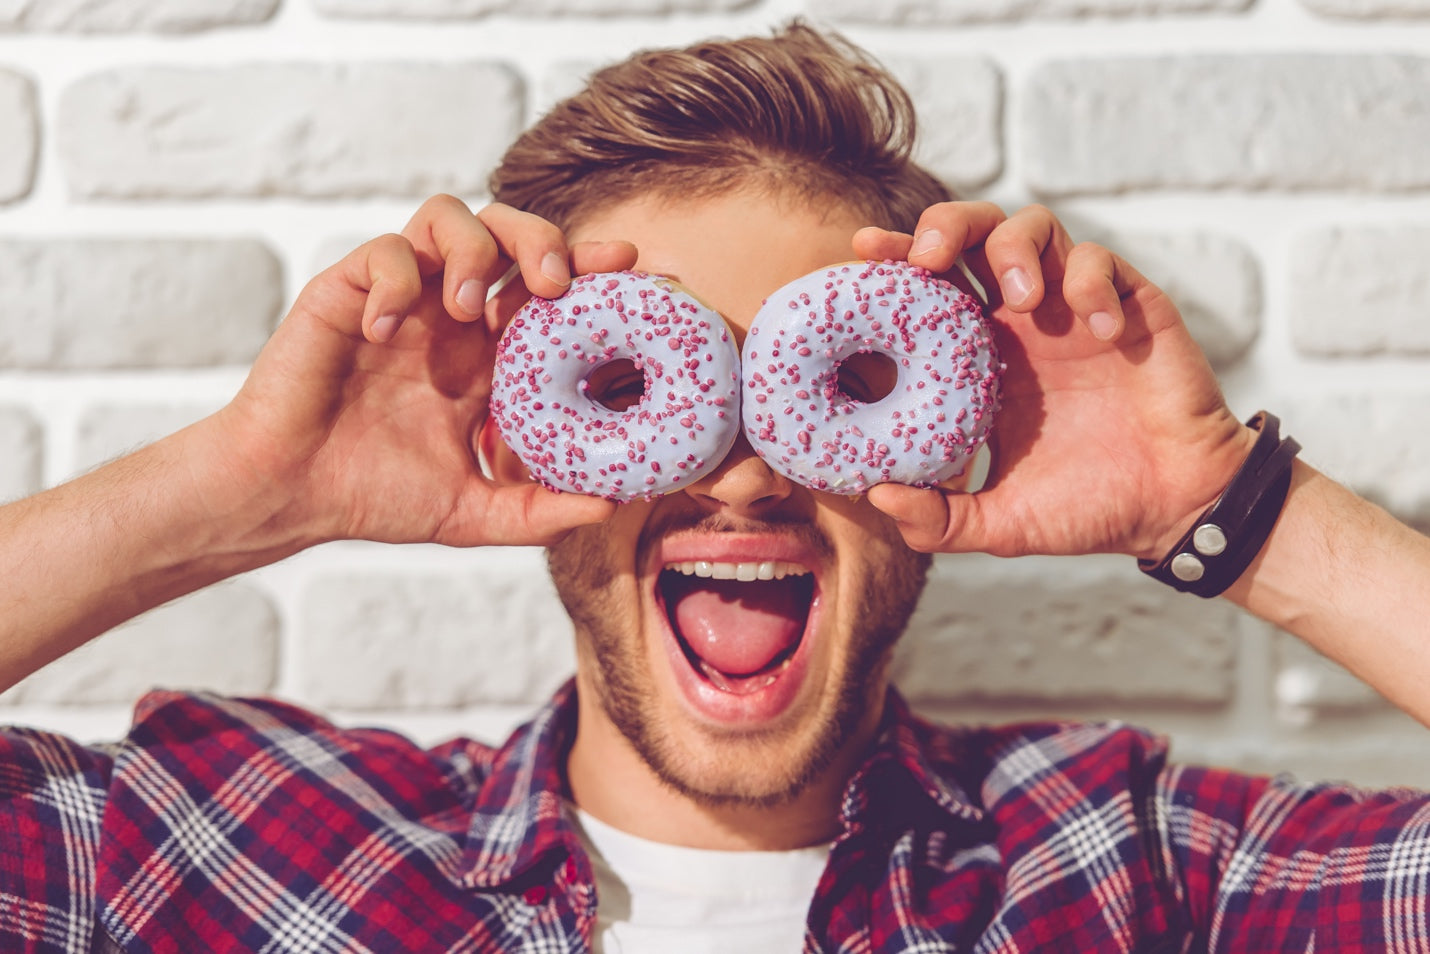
left=1138, top=411, right=1300, bottom=598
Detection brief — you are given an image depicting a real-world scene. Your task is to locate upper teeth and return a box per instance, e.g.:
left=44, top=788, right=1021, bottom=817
left=667, top=561, right=810, bottom=582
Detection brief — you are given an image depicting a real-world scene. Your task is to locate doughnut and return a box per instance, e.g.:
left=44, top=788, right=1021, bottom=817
left=490, top=270, right=741, bottom=501
left=741, top=261, right=1001, bottom=495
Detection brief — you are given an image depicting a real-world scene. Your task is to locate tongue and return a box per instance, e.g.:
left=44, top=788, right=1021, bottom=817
left=668, top=576, right=806, bottom=676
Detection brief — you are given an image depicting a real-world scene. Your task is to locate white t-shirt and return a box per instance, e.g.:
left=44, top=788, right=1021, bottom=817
left=568, top=805, right=832, bottom=954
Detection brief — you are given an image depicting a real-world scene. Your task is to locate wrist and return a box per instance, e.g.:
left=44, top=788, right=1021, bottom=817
left=173, top=411, right=333, bottom=570
left=1135, top=420, right=1259, bottom=562
left=1139, top=411, right=1301, bottom=597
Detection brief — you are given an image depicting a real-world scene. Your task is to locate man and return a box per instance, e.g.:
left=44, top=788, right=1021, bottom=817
left=3, top=23, right=1430, bottom=953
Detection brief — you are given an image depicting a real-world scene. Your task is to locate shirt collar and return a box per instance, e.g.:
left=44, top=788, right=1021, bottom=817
left=837, top=690, right=988, bottom=839
left=458, top=682, right=987, bottom=888
left=459, top=681, right=583, bottom=890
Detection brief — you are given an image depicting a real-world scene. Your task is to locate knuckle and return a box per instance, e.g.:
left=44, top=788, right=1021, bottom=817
left=477, top=202, right=565, bottom=251
left=982, top=227, right=1026, bottom=260
left=1019, top=202, right=1055, bottom=222
left=369, top=231, right=413, bottom=256
left=523, top=214, right=566, bottom=247
left=421, top=192, right=470, bottom=215
left=1067, top=241, right=1112, bottom=270
left=1063, top=266, right=1107, bottom=301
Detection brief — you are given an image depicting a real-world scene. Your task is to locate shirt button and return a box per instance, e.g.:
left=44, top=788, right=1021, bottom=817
left=523, top=886, right=548, bottom=906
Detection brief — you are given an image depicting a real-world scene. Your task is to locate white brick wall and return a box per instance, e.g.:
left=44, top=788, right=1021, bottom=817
left=1023, top=56, right=1430, bottom=194
left=2, top=0, right=1430, bottom=790
left=0, top=69, right=35, bottom=203
left=0, top=0, right=279, bottom=32
left=810, top=0, right=1251, bottom=24
left=0, top=405, right=39, bottom=500
left=0, top=239, right=280, bottom=368
left=1291, top=228, right=1430, bottom=356
left=59, top=64, right=523, bottom=199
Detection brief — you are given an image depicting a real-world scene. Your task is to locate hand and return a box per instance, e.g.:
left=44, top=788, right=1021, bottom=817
left=854, top=202, right=1255, bottom=561
left=208, top=195, right=635, bottom=549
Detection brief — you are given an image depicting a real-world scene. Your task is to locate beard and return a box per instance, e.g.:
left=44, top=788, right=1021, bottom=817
left=546, top=507, right=931, bottom=808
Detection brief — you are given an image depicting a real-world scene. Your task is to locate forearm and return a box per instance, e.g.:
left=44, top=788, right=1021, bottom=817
left=0, top=416, right=313, bottom=692
left=1225, top=460, right=1430, bottom=724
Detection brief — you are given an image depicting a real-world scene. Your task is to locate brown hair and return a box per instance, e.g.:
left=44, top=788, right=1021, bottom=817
left=488, top=22, right=951, bottom=232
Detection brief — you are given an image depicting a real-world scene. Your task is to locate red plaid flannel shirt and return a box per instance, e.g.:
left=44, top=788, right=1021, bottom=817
left=3, top=681, right=1429, bottom=952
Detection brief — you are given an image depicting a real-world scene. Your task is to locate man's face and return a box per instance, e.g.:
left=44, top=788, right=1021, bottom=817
left=547, top=190, right=932, bottom=808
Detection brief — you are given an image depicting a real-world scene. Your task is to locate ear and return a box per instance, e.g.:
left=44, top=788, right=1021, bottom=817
left=477, top=417, right=535, bottom=486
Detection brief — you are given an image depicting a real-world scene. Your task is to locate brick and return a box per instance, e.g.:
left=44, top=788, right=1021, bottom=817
left=1249, top=739, right=1430, bottom=790
left=0, top=239, right=279, bottom=370
left=884, top=56, right=1002, bottom=190
left=0, top=406, right=41, bottom=500
left=1291, top=227, right=1430, bottom=356
left=59, top=64, right=523, bottom=199
left=890, top=553, right=1240, bottom=704
left=1024, top=56, right=1430, bottom=195
left=0, top=582, right=278, bottom=705
left=75, top=404, right=220, bottom=470
left=1283, top=394, right=1430, bottom=528
left=1177, top=727, right=1430, bottom=789
left=1301, top=0, right=1430, bottom=15
left=1275, top=632, right=1385, bottom=713
left=0, top=0, right=277, bottom=31
left=298, top=560, right=577, bottom=709
left=811, top=0, right=1247, bottom=24
left=1099, top=232, right=1260, bottom=367
left=315, top=0, right=750, bottom=17
left=0, top=69, right=37, bottom=203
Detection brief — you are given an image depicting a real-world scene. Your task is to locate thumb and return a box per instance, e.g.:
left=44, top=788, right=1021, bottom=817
left=867, top=483, right=996, bottom=555
left=456, top=485, right=617, bottom=548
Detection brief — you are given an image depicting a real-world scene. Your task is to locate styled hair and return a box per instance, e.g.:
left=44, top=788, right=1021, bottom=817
left=488, top=22, right=951, bottom=232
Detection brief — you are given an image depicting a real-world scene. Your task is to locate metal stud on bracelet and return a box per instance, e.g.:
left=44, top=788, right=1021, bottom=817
left=1139, top=412, right=1301, bottom=598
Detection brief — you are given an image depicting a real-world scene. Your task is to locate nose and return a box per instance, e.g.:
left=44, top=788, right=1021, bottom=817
left=684, top=431, right=796, bottom=517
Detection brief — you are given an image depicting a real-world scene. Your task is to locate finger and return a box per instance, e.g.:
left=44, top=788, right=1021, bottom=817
left=570, top=239, right=639, bottom=276
left=961, top=248, right=1003, bottom=311
left=982, top=204, right=1075, bottom=313
left=867, top=483, right=996, bottom=555
left=852, top=226, right=913, bottom=262
left=465, top=484, right=617, bottom=547
left=865, top=484, right=954, bottom=552
left=1063, top=242, right=1151, bottom=343
left=905, top=201, right=1008, bottom=275
left=483, top=239, right=641, bottom=335
left=324, top=233, right=423, bottom=343
left=399, top=194, right=505, bottom=323
left=476, top=202, right=575, bottom=300
left=485, top=269, right=533, bottom=333
left=851, top=227, right=984, bottom=302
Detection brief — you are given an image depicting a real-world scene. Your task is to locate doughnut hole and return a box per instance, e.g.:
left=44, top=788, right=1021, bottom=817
left=834, top=351, right=898, bottom=404
left=584, top=358, right=648, bottom=412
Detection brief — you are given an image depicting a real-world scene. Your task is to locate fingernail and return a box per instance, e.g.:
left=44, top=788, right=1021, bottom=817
left=1002, top=267, right=1034, bottom=306
left=541, top=251, right=571, bottom=288
left=371, top=314, right=401, bottom=342
left=909, top=229, right=943, bottom=258
left=1089, top=311, right=1118, bottom=341
left=456, top=279, right=486, bottom=315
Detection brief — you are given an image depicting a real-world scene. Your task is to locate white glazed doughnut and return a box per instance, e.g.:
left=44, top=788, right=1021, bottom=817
left=741, top=260, right=1001, bottom=495
left=490, top=270, right=742, bottom=501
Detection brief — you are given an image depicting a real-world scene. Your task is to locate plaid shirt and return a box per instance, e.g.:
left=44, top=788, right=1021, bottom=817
left=3, top=682, right=1430, bottom=953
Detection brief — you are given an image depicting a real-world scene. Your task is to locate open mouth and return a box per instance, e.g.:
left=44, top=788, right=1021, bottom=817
left=658, top=561, right=816, bottom=695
